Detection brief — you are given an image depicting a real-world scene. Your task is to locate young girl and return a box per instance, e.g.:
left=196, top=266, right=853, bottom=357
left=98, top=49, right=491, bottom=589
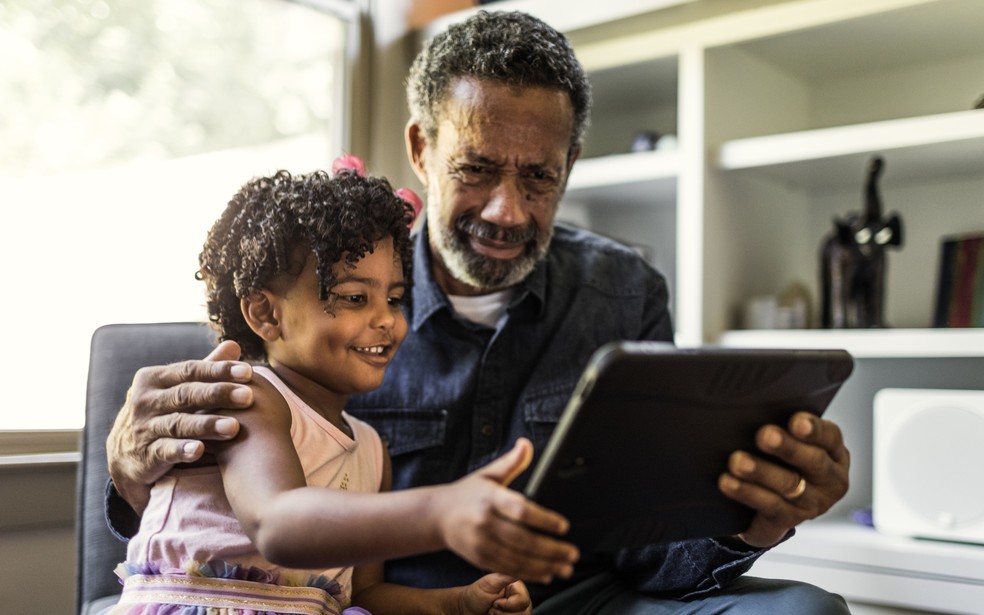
left=109, top=157, right=576, bottom=615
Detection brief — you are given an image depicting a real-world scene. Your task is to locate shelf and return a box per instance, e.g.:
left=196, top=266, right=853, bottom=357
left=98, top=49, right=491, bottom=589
left=0, top=452, right=80, bottom=469
left=716, top=110, right=984, bottom=190
left=424, top=0, right=695, bottom=38
left=718, top=328, right=984, bottom=359
left=754, top=518, right=984, bottom=613
left=564, top=150, right=679, bottom=207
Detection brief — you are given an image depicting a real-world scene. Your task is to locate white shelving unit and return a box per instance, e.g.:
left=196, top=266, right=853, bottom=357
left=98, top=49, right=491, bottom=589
left=717, top=110, right=984, bottom=190
left=719, top=328, right=984, bottom=359
left=752, top=519, right=984, bottom=614
left=423, top=1, right=984, bottom=611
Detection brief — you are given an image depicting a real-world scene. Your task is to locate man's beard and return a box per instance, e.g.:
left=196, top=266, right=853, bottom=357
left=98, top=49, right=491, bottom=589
left=432, top=213, right=553, bottom=292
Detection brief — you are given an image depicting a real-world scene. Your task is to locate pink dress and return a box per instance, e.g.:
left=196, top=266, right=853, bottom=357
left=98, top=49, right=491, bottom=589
left=109, top=366, right=382, bottom=615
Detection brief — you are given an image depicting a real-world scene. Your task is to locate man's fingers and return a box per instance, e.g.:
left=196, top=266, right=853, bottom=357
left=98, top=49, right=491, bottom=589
left=139, top=381, right=253, bottom=415
left=790, top=413, right=849, bottom=463
left=718, top=473, right=801, bottom=547
left=204, top=339, right=243, bottom=362
left=136, top=412, right=244, bottom=471
left=145, top=437, right=205, bottom=467
left=147, top=412, right=241, bottom=442
left=136, top=359, right=253, bottom=394
left=720, top=414, right=853, bottom=548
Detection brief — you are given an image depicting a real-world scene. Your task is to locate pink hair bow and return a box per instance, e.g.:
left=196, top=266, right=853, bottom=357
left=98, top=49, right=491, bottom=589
left=394, top=187, right=423, bottom=220
left=332, top=152, right=366, bottom=177
left=332, top=153, right=422, bottom=225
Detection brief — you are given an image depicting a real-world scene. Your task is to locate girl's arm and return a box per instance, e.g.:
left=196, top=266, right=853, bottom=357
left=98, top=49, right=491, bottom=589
left=349, top=451, right=533, bottom=615
left=352, top=566, right=531, bottom=615
left=213, top=381, right=577, bottom=580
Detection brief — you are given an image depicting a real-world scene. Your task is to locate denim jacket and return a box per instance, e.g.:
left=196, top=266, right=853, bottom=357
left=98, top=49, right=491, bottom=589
left=346, top=223, right=765, bottom=601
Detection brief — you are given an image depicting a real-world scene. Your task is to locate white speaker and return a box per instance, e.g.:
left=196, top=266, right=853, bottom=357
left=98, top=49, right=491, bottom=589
left=873, top=388, right=984, bottom=544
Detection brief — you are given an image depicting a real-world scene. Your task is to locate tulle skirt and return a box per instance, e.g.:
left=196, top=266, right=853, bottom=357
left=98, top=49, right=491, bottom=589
left=107, top=560, right=370, bottom=615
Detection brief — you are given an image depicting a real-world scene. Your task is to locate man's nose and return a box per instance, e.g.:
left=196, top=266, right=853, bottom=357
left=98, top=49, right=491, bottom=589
left=480, top=175, right=528, bottom=228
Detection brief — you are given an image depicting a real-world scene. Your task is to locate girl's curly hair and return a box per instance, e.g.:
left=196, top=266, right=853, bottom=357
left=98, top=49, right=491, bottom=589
left=197, top=169, right=415, bottom=361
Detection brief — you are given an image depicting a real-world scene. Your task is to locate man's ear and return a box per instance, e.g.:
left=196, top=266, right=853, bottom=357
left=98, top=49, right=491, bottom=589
left=561, top=143, right=583, bottom=193
left=406, top=120, right=429, bottom=185
left=567, top=143, right=582, bottom=174
left=241, top=292, right=281, bottom=342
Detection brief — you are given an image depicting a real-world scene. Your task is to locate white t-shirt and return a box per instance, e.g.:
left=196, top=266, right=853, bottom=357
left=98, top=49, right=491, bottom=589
left=447, top=288, right=515, bottom=329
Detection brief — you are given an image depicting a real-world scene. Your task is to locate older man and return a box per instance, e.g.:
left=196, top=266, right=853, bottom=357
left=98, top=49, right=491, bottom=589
left=107, top=11, right=851, bottom=613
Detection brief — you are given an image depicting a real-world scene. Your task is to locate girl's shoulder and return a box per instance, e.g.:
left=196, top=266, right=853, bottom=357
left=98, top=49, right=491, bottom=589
left=229, top=365, right=292, bottom=429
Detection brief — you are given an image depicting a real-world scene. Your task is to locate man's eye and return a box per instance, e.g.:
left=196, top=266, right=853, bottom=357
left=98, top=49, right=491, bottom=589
left=454, top=164, right=492, bottom=185
left=525, top=170, right=556, bottom=183
left=523, top=171, right=559, bottom=193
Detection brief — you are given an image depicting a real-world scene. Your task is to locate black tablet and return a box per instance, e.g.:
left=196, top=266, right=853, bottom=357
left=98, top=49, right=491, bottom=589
left=523, top=341, right=854, bottom=551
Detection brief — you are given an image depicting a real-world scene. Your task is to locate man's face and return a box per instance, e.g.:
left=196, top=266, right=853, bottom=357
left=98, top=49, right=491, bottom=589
left=410, top=77, right=579, bottom=296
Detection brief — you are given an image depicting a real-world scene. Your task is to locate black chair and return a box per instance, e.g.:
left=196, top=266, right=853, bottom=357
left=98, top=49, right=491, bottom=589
left=76, top=322, right=216, bottom=614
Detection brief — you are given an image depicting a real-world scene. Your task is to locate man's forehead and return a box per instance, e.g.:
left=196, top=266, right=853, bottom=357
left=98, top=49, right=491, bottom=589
left=435, top=113, right=572, bottom=166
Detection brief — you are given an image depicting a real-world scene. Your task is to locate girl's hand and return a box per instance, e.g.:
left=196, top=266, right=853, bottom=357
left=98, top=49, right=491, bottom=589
left=459, top=573, right=532, bottom=615
left=433, top=439, right=579, bottom=583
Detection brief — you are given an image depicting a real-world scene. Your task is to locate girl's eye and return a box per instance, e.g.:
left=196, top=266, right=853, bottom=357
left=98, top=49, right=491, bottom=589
left=340, top=294, right=366, bottom=305
left=388, top=295, right=405, bottom=308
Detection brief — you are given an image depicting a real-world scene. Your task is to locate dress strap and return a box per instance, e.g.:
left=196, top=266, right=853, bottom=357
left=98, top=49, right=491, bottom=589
left=115, top=573, right=342, bottom=615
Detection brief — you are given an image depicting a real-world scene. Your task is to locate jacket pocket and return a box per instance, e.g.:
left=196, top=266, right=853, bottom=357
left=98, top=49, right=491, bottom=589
left=351, top=408, right=449, bottom=486
left=521, top=383, right=574, bottom=452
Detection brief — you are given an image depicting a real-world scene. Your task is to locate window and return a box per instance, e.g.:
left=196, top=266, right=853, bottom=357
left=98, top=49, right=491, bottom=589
left=0, top=0, right=353, bottom=430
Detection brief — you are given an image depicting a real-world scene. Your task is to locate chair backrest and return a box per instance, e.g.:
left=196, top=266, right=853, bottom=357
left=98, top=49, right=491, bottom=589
left=76, top=322, right=216, bottom=614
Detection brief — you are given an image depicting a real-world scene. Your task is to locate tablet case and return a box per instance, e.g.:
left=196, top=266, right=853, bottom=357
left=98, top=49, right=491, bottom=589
left=524, top=341, right=854, bottom=551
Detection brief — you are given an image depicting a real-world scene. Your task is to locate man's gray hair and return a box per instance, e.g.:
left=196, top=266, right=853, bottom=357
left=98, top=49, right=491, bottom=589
left=406, top=10, right=592, bottom=152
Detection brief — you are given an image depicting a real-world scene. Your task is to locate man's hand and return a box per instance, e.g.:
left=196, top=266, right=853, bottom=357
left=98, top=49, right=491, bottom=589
left=718, top=412, right=851, bottom=548
left=106, top=340, right=254, bottom=514
left=434, top=438, right=580, bottom=584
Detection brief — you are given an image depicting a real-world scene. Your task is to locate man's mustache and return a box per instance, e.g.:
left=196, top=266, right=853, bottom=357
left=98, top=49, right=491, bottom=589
left=456, top=215, right=537, bottom=244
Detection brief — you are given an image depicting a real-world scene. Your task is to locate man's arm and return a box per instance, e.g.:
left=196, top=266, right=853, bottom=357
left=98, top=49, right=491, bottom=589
left=105, top=340, right=254, bottom=515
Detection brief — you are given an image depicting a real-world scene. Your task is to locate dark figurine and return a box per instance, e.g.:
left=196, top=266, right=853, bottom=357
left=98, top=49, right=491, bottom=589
left=820, top=156, right=903, bottom=328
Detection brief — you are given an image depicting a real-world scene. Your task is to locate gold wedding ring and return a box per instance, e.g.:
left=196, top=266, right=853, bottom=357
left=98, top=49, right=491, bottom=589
left=785, top=476, right=807, bottom=500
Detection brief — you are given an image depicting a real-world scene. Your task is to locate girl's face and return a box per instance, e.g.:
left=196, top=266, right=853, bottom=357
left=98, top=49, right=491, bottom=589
left=269, top=237, right=408, bottom=404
